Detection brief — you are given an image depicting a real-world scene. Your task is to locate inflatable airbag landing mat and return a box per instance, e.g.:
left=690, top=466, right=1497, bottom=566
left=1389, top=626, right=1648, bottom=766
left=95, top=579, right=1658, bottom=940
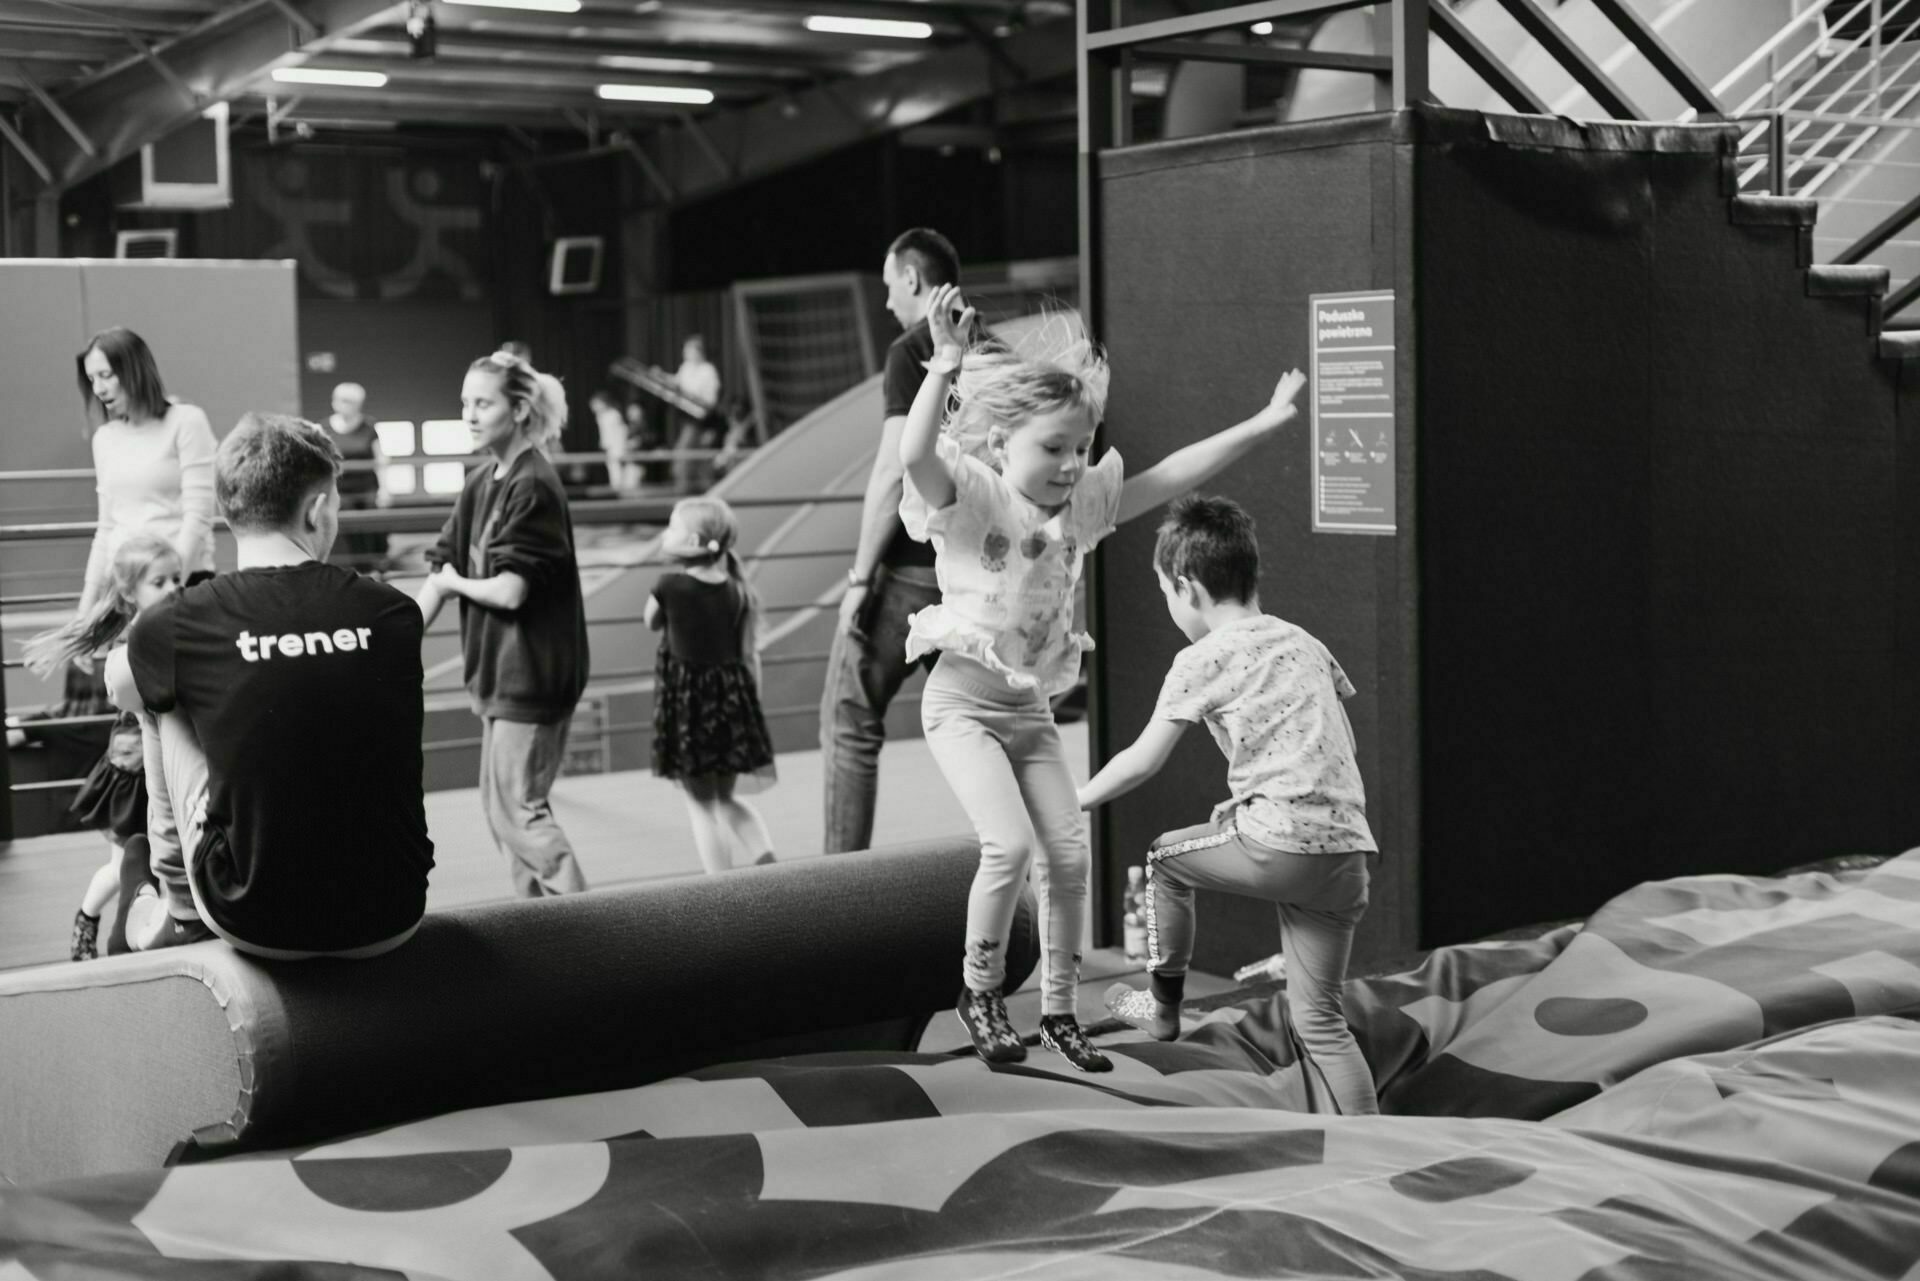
left=8, top=851, right=1920, bottom=1277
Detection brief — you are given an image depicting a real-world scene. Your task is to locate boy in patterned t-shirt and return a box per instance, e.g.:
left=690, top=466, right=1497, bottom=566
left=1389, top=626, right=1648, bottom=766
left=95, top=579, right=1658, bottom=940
left=1077, top=495, right=1379, bottom=1116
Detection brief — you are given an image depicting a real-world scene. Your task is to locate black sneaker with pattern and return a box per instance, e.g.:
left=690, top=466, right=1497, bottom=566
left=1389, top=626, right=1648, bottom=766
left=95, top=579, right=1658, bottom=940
left=1039, top=1014, right=1113, bottom=1073
left=69, top=910, right=99, bottom=962
left=956, top=989, right=1027, bottom=1063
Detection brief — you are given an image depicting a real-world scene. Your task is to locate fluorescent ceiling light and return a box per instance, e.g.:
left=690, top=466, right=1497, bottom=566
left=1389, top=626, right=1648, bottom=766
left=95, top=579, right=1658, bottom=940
left=596, top=83, right=714, bottom=103
left=804, top=15, right=932, bottom=38
left=1250, top=21, right=1273, bottom=35
left=272, top=67, right=389, bottom=87
left=444, top=0, right=582, bottom=11
left=598, top=54, right=717, bottom=74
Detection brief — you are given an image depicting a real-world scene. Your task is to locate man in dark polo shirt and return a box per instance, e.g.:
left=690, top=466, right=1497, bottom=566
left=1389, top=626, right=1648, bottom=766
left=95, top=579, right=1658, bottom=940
left=107, top=412, right=434, bottom=958
left=819, top=227, right=964, bottom=854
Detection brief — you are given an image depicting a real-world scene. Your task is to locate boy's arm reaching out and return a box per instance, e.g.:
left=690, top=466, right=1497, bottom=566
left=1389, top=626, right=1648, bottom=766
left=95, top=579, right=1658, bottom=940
left=1115, top=368, right=1306, bottom=527
left=1078, top=717, right=1189, bottom=810
left=898, top=282, right=974, bottom=513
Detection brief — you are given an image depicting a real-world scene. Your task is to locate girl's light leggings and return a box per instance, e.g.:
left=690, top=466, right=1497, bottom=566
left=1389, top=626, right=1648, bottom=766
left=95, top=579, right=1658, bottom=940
left=921, top=655, right=1087, bottom=1017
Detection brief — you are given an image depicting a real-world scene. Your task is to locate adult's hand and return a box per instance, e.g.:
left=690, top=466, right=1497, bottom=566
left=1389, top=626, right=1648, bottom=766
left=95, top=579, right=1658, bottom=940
left=839, top=581, right=869, bottom=635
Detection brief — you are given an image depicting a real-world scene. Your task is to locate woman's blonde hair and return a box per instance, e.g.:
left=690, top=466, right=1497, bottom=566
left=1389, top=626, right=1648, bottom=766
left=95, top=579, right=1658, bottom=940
left=945, top=313, right=1109, bottom=463
left=470, top=350, right=569, bottom=451
left=22, top=532, right=179, bottom=675
left=665, top=495, right=761, bottom=657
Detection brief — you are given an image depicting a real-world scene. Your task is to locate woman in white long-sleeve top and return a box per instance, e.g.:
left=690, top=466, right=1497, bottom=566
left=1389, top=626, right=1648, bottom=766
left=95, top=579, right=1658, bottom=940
left=76, top=328, right=218, bottom=614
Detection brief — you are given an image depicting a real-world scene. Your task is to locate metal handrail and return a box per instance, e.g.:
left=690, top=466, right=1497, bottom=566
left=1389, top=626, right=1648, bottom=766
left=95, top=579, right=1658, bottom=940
left=0, top=446, right=743, bottom=484
left=1789, top=23, right=1920, bottom=195
left=1733, top=4, right=1919, bottom=187
left=1718, top=0, right=1880, bottom=119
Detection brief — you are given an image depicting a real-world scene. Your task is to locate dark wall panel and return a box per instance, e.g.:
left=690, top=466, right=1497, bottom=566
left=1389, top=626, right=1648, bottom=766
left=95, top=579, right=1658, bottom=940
left=1415, top=119, right=1909, bottom=946
left=1096, top=119, right=1420, bottom=972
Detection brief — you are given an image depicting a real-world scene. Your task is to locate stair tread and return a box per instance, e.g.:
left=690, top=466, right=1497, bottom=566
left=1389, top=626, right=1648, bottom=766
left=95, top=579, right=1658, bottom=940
left=1730, top=194, right=1820, bottom=226
left=1808, top=264, right=1893, bottom=297
left=1877, top=330, right=1920, bottom=358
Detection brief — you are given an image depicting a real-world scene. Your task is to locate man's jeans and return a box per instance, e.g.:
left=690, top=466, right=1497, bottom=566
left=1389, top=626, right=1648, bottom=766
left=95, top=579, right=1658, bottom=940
left=819, top=565, right=940, bottom=853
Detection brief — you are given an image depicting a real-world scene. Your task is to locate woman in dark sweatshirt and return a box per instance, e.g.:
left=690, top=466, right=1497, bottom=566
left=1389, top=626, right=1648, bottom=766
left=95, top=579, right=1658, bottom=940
left=419, top=350, right=591, bottom=897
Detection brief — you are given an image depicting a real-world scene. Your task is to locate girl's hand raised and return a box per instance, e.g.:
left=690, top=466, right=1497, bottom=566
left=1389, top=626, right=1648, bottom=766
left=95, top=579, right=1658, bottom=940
left=926, top=283, right=974, bottom=363
left=1259, top=368, right=1308, bottom=429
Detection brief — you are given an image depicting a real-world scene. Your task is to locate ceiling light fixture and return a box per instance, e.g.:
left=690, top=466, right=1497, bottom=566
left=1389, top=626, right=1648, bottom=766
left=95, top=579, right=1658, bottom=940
left=804, top=15, right=932, bottom=38
left=1250, top=21, right=1273, bottom=35
left=596, top=83, right=715, bottom=103
left=598, top=54, right=717, bottom=73
left=443, top=0, right=583, bottom=12
left=271, top=67, right=390, bottom=87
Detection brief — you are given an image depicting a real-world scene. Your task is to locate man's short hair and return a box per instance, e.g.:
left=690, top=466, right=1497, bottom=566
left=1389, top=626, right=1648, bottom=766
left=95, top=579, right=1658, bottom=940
left=216, top=413, right=342, bottom=531
left=1153, top=494, right=1260, bottom=605
left=887, top=227, right=960, bottom=289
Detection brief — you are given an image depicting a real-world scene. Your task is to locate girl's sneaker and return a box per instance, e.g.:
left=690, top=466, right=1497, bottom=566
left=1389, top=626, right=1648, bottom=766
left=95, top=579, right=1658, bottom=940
left=1104, top=983, right=1180, bottom=1041
left=1038, top=1015, right=1113, bottom=1073
left=70, top=910, right=99, bottom=962
left=956, top=989, right=1027, bottom=1063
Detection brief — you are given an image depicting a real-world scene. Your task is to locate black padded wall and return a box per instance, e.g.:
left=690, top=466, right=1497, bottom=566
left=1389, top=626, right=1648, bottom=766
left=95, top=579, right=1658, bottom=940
left=1416, top=115, right=1908, bottom=945
left=1095, top=117, right=1421, bottom=972
left=1093, top=106, right=1919, bottom=960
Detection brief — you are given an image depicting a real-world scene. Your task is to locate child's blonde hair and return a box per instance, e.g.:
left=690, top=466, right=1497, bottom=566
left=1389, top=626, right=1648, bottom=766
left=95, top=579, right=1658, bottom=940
left=22, top=533, right=179, bottom=676
left=470, top=350, right=569, bottom=451
left=666, top=496, right=761, bottom=656
left=946, top=313, right=1110, bottom=463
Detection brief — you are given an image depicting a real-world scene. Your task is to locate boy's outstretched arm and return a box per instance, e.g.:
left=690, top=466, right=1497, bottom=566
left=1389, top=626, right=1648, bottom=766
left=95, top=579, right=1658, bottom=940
left=898, top=282, right=973, bottom=512
left=1115, top=368, right=1306, bottom=527
left=1079, top=717, right=1188, bottom=810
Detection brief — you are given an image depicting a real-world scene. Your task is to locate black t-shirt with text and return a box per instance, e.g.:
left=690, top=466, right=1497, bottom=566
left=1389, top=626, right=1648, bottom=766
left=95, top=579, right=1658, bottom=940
left=128, top=562, right=434, bottom=952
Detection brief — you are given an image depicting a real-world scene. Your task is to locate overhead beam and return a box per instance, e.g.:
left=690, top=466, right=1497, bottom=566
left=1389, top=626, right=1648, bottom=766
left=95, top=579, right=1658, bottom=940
left=22, top=0, right=403, bottom=190
left=289, top=51, right=788, bottom=97
left=10, top=59, right=94, bottom=155
left=634, top=15, right=1073, bottom=208
left=335, top=30, right=830, bottom=75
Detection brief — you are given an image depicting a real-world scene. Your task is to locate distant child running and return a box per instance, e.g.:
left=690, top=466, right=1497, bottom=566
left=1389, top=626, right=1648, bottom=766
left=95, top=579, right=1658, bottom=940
left=901, top=282, right=1307, bottom=1072
left=420, top=350, right=591, bottom=898
left=22, top=532, right=181, bottom=960
left=1081, top=496, right=1379, bottom=1116
left=646, top=495, right=778, bottom=873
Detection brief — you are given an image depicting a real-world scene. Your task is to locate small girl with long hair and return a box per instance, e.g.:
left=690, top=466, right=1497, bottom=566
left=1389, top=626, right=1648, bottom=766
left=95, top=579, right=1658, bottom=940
left=420, top=350, right=591, bottom=898
left=901, top=283, right=1306, bottom=1072
left=646, top=496, right=778, bottom=873
left=21, top=532, right=182, bottom=960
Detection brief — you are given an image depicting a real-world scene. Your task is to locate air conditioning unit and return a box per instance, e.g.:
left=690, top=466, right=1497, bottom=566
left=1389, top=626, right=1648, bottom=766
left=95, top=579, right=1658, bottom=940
left=115, top=229, right=179, bottom=259
left=109, top=103, right=231, bottom=211
left=548, top=236, right=604, bottom=296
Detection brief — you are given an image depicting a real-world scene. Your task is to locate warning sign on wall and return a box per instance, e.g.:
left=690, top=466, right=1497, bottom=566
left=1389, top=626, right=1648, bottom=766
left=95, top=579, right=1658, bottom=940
left=1310, top=290, right=1395, bottom=536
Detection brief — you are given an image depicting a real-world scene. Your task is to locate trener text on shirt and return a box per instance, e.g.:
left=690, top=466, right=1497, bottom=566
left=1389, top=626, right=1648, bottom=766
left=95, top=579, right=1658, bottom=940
left=235, top=629, right=374, bottom=661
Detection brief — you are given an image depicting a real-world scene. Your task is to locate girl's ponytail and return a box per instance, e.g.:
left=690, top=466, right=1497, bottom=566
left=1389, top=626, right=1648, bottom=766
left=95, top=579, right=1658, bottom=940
left=20, top=531, right=178, bottom=676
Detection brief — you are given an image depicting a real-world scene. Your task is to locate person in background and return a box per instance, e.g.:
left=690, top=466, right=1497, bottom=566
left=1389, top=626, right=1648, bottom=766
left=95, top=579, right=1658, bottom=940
left=818, top=227, right=961, bottom=855
left=665, top=334, right=721, bottom=495
left=327, top=381, right=387, bottom=571
left=21, top=532, right=181, bottom=960
left=76, top=328, right=218, bottom=612
left=419, top=350, right=591, bottom=898
left=590, top=390, right=635, bottom=493
left=646, top=496, right=777, bottom=873
left=624, top=400, right=661, bottom=488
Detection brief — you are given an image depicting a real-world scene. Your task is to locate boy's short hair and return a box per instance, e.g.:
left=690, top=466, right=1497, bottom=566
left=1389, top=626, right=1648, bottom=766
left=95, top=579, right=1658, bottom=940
left=887, top=227, right=961, bottom=288
left=1153, top=494, right=1260, bottom=604
left=216, top=413, right=342, bottom=531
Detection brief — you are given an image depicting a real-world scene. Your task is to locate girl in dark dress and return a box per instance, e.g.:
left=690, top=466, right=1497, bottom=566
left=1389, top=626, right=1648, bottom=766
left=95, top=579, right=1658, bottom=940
left=646, top=496, right=777, bottom=873
left=21, top=532, right=181, bottom=959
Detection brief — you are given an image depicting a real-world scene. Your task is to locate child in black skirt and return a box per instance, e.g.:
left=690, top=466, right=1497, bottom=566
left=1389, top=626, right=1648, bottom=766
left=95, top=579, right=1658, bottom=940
left=21, top=531, right=181, bottom=960
left=646, top=496, right=777, bottom=873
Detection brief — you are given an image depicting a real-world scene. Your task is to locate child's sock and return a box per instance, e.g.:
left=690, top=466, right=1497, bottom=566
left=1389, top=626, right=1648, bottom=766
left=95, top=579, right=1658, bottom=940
left=69, top=910, right=99, bottom=963
left=1104, top=983, right=1180, bottom=1041
left=1038, top=1014, right=1113, bottom=1072
left=956, top=989, right=1027, bottom=1064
